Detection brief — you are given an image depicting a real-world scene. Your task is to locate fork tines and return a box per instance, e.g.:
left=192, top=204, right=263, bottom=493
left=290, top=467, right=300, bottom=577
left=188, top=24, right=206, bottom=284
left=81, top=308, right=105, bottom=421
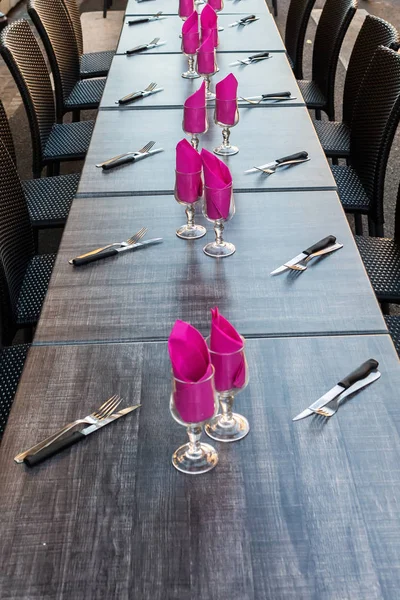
left=138, top=141, right=155, bottom=154
left=126, top=226, right=147, bottom=246
left=93, top=394, right=122, bottom=420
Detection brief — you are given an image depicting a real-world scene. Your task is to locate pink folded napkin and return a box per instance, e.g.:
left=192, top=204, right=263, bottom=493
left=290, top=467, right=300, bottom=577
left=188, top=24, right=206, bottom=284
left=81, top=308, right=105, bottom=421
left=183, top=81, right=207, bottom=134
left=200, top=148, right=232, bottom=219
left=196, top=33, right=216, bottom=74
left=201, top=4, right=218, bottom=47
left=182, top=11, right=199, bottom=55
left=175, top=139, right=203, bottom=203
left=208, top=0, right=223, bottom=11
left=209, top=307, right=246, bottom=391
left=179, top=0, right=195, bottom=19
left=168, top=320, right=216, bottom=423
left=215, top=73, right=238, bottom=126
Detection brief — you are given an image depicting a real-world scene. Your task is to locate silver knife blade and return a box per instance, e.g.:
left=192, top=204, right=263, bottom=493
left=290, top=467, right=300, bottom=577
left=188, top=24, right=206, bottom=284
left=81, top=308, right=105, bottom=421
left=292, top=371, right=381, bottom=421
left=143, top=87, right=164, bottom=97
left=241, top=95, right=296, bottom=102
left=228, top=17, right=259, bottom=27
left=148, top=40, right=167, bottom=49
left=81, top=405, right=141, bottom=435
left=270, top=252, right=307, bottom=275
left=132, top=147, right=164, bottom=161
left=245, top=160, right=278, bottom=174
left=116, top=238, right=163, bottom=253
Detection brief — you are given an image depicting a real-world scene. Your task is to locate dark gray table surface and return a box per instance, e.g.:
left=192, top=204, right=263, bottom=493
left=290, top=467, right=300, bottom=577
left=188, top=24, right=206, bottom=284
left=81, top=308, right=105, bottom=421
left=34, top=192, right=386, bottom=344
left=100, top=52, right=303, bottom=110
left=1, top=334, right=400, bottom=600
left=116, top=14, right=285, bottom=54
left=125, top=0, right=269, bottom=16
left=76, top=107, right=336, bottom=196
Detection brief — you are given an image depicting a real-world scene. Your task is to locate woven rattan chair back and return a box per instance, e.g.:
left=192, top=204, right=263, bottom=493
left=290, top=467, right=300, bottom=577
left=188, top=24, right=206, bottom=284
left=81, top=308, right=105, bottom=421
left=0, top=99, right=16, bottom=165
left=0, top=19, right=55, bottom=178
left=393, top=182, right=400, bottom=242
left=343, top=15, right=399, bottom=126
left=313, top=0, right=357, bottom=120
left=351, top=46, right=400, bottom=228
left=285, top=0, right=316, bottom=80
left=62, top=0, right=83, bottom=56
left=28, top=0, right=80, bottom=120
left=0, top=139, right=34, bottom=343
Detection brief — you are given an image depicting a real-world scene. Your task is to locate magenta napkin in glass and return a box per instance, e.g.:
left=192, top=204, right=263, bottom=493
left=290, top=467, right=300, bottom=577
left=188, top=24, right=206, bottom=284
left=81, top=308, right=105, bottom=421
left=200, top=148, right=232, bottom=219
left=183, top=80, right=207, bottom=134
left=182, top=10, right=199, bottom=55
left=209, top=307, right=246, bottom=391
left=196, top=33, right=216, bottom=74
left=200, top=4, right=218, bottom=47
left=175, top=139, right=203, bottom=203
left=215, top=73, right=238, bottom=126
left=208, top=0, right=223, bottom=11
left=179, top=0, right=195, bottom=19
left=168, top=320, right=215, bottom=423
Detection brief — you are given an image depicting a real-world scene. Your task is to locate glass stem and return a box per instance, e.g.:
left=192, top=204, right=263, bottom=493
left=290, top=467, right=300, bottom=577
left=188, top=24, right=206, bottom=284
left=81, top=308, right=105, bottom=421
left=219, top=394, right=235, bottom=425
left=222, top=126, right=231, bottom=149
left=214, top=220, right=224, bottom=246
left=186, top=425, right=203, bottom=458
left=188, top=54, right=195, bottom=75
left=204, top=75, right=211, bottom=97
left=191, top=134, right=199, bottom=150
left=185, top=203, right=195, bottom=229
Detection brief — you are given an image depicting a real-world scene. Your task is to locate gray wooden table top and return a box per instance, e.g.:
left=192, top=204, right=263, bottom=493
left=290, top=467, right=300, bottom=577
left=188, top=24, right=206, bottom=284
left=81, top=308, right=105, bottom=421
left=33, top=192, right=386, bottom=344
left=116, top=14, right=285, bottom=54
left=100, top=52, right=303, bottom=110
left=1, top=334, right=400, bottom=600
left=125, top=0, right=269, bottom=16
left=76, top=107, right=336, bottom=197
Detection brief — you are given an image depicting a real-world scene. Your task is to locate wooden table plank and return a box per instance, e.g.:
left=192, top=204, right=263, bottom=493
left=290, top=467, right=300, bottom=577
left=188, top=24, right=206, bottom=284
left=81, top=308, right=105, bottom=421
left=1, top=335, right=400, bottom=599
left=76, top=107, right=336, bottom=197
left=100, top=52, right=303, bottom=110
left=116, top=14, right=285, bottom=55
left=34, top=192, right=386, bottom=344
left=125, top=0, right=270, bottom=16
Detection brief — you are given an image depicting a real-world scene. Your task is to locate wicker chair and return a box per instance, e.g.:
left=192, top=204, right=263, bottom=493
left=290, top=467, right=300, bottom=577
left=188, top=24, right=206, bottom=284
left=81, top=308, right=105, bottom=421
left=332, top=46, right=400, bottom=237
left=384, top=316, right=400, bottom=357
left=0, top=139, right=55, bottom=345
left=0, top=19, right=93, bottom=178
left=313, top=15, right=399, bottom=160
left=297, top=0, right=357, bottom=121
left=62, top=0, right=114, bottom=79
left=0, top=343, right=30, bottom=441
left=0, top=100, right=79, bottom=231
left=28, top=0, right=105, bottom=122
left=285, top=0, right=316, bottom=79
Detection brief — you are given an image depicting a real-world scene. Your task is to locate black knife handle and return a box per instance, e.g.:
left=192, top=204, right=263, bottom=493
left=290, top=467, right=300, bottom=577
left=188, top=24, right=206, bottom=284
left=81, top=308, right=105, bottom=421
left=249, top=52, right=270, bottom=60
left=102, top=155, right=137, bottom=170
left=303, top=235, right=336, bottom=256
left=275, top=151, right=308, bottom=165
left=126, top=44, right=148, bottom=55
left=338, top=359, right=379, bottom=390
left=262, top=91, right=291, bottom=98
left=241, top=14, right=256, bottom=22
left=24, top=431, right=86, bottom=467
left=72, top=247, right=119, bottom=266
left=119, top=91, right=143, bottom=104
left=128, top=17, right=149, bottom=25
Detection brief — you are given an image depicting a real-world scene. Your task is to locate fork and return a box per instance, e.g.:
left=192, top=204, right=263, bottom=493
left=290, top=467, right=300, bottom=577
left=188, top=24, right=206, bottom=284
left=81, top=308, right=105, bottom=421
left=117, top=82, right=157, bottom=105
left=14, top=395, right=122, bottom=463
left=72, top=227, right=148, bottom=262
left=126, top=37, right=160, bottom=55
left=96, top=141, right=155, bottom=168
left=254, top=158, right=310, bottom=175
left=284, top=243, right=343, bottom=271
left=240, top=93, right=292, bottom=105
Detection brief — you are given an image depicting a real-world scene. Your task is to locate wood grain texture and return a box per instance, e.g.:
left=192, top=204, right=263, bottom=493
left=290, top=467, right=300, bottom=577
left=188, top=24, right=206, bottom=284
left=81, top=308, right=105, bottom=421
left=100, top=52, right=304, bottom=110
left=125, top=0, right=269, bottom=16
left=76, top=107, right=336, bottom=197
left=116, top=14, right=285, bottom=55
left=33, top=192, right=386, bottom=344
left=1, top=335, right=400, bottom=599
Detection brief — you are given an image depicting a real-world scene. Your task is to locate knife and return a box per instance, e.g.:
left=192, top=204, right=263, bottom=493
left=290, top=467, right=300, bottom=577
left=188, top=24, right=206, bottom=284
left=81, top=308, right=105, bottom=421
left=126, top=40, right=166, bottom=55
left=270, top=235, right=337, bottom=275
left=70, top=238, right=163, bottom=266
left=128, top=12, right=164, bottom=24
left=97, top=147, right=164, bottom=170
left=229, top=51, right=271, bottom=67
left=117, top=87, right=164, bottom=105
left=292, top=360, right=380, bottom=421
left=241, top=92, right=295, bottom=103
left=228, top=15, right=259, bottom=27
left=245, top=151, right=309, bottom=174
left=23, top=405, right=141, bottom=467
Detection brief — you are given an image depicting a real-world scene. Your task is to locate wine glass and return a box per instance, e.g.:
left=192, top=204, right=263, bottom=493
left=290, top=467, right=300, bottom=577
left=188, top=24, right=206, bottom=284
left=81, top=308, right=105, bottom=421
left=170, top=367, right=219, bottom=474
left=175, top=170, right=206, bottom=239
left=206, top=0, right=224, bottom=30
left=196, top=49, right=218, bottom=100
left=214, top=98, right=239, bottom=156
left=181, top=32, right=200, bottom=78
left=205, top=336, right=250, bottom=442
left=202, top=183, right=236, bottom=257
left=182, top=105, right=208, bottom=150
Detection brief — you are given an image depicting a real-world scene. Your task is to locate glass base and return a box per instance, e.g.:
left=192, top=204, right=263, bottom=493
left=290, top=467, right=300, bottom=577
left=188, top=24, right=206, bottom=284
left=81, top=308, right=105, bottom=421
left=203, top=241, right=236, bottom=258
left=182, top=70, right=200, bottom=79
left=206, top=91, right=216, bottom=101
left=214, top=144, right=239, bottom=156
left=205, top=413, right=250, bottom=443
left=172, top=442, right=218, bottom=474
left=176, top=224, right=206, bottom=239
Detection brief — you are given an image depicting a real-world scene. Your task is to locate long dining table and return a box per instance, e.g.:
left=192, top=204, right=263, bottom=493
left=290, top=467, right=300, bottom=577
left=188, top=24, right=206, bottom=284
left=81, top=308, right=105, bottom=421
left=2, top=2, right=400, bottom=599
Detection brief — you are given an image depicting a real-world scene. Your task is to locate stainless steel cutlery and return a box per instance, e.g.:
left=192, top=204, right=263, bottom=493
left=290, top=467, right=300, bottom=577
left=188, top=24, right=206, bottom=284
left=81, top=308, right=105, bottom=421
left=128, top=11, right=164, bottom=24
left=228, top=15, right=260, bottom=27
left=96, top=141, right=164, bottom=170
left=229, top=51, right=270, bottom=67
left=270, top=235, right=341, bottom=275
left=240, top=92, right=296, bottom=104
left=68, top=227, right=148, bottom=264
left=245, top=151, right=309, bottom=175
left=117, top=82, right=164, bottom=105
left=284, top=243, right=343, bottom=271
left=70, top=238, right=163, bottom=266
left=126, top=37, right=166, bottom=55
left=293, top=359, right=380, bottom=421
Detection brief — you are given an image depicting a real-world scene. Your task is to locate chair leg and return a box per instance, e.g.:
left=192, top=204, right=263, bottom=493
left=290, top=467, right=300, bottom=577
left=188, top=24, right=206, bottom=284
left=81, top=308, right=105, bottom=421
left=381, top=302, right=390, bottom=316
left=46, top=163, right=54, bottom=177
left=368, top=217, right=376, bottom=237
left=72, top=109, right=80, bottom=122
left=52, top=161, right=60, bottom=176
left=354, top=214, right=363, bottom=235
left=375, top=222, right=384, bottom=237
left=315, top=109, right=322, bottom=120
left=103, top=0, right=107, bottom=18
left=272, top=0, right=278, bottom=16
left=22, top=325, right=33, bottom=343
left=332, top=157, right=339, bottom=166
